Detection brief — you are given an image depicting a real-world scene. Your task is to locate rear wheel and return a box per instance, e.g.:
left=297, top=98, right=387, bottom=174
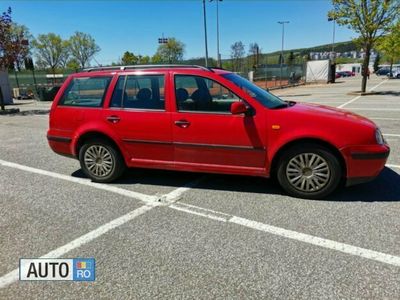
left=277, top=144, right=342, bottom=199
left=79, top=139, right=125, bottom=183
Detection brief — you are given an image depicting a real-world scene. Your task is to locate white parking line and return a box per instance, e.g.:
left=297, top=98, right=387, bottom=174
left=371, top=118, right=400, bottom=121
left=0, top=165, right=205, bottom=289
left=383, top=134, right=400, bottom=137
left=347, top=108, right=400, bottom=111
left=230, top=216, right=400, bottom=267
left=337, top=95, right=361, bottom=109
left=337, top=79, right=388, bottom=109
left=170, top=204, right=228, bottom=222
left=0, top=159, right=158, bottom=204
left=0, top=204, right=155, bottom=289
left=368, top=79, right=388, bottom=92
left=387, top=164, right=400, bottom=169
left=170, top=202, right=400, bottom=267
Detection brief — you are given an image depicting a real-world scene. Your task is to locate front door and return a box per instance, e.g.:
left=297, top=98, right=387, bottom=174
left=172, top=74, right=266, bottom=172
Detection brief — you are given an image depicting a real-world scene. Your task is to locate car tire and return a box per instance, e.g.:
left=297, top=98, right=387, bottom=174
left=277, top=144, right=342, bottom=199
left=79, top=139, right=126, bottom=183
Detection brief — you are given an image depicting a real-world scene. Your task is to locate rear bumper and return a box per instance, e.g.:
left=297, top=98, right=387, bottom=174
left=47, top=133, right=75, bottom=158
left=340, top=144, right=390, bottom=186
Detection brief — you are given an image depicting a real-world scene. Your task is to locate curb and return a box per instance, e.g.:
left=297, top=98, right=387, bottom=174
left=0, top=108, right=20, bottom=115
left=0, top=109, right=50, bottom=116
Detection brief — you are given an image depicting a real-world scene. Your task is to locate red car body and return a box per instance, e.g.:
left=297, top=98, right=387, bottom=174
left=48, top=66, right=389, bottom=197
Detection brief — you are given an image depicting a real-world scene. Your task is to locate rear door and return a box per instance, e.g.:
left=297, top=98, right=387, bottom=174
left=102, top=72, right=173, bottom=167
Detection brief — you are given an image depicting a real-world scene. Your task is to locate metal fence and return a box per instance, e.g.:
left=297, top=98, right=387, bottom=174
left=8, top=69, right=75, bottom=101
left=8, top=69, right=74, bottom=90
left=252, top=64, right=306, bottom=89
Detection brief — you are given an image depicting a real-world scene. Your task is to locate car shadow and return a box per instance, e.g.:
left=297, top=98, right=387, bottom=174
left=328, top=167, right=400, bottom=202
left=371, top=91, right=400, bottom=97
left=71, top=167, right=400, bottom=202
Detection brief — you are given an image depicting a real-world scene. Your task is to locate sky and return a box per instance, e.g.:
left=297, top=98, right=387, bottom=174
left=2, top=0, right=358, bottom=65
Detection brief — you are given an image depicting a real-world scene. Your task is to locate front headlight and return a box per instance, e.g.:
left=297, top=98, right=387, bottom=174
left=375, top=128, right=385, bottom=145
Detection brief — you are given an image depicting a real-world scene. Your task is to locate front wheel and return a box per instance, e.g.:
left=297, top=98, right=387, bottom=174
left=277, top=144, right=342, bottom=199
left=79, top=139, right=125, bottom=183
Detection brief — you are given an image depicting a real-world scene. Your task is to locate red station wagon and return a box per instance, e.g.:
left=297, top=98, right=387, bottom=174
left=47, top=65, right=390, bottom=199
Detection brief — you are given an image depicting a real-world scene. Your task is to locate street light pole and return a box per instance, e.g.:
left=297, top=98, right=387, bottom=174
left=278, top=21, right=289, bottom=87
left=211, top=0, right=222, bottom=68
left=331, top=18, right=336, bottom=54
left=202, top=0, right=209, bottom=67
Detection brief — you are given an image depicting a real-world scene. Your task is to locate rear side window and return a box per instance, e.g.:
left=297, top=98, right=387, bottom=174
left=110, top=75, right=165, bottom=110
left=59, top=76, right=112, bottom=107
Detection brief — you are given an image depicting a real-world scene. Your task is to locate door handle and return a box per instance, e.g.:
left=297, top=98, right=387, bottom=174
left=106, top=115, right=120, bottom=124
left=174, top=120, right=191, bottom=128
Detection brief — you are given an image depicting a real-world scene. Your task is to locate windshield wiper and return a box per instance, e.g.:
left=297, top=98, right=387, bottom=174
left=272, top=103, right=289, bottom=109
left=284, top=100, right=297, bottom=107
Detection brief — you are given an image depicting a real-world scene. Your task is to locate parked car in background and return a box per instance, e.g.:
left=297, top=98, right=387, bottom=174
left=343, top=71, right=355, bottom=77
left=376, top=68, right=391, bottom=76
left=387, top=69, right=400, bottom=79
left=336, top=71, right=353, bottom=78
left=47, top=65, right=390, bottom=199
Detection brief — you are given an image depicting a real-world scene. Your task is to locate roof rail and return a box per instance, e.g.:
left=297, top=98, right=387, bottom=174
left=83, top=64, right=214, bottom=72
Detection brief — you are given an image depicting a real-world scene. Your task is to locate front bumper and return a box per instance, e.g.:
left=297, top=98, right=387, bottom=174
left=340, top=144, right=390, bottom=186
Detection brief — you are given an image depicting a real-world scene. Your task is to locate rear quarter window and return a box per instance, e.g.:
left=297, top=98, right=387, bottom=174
left=59, top=76, right=112, bottom=107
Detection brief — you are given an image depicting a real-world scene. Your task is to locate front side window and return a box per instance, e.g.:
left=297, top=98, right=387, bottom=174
left=110, top=75, right=165, bottom=110
left=175, top=75, right=240, bottom=113
left=60, top=76, right=112, bottom=107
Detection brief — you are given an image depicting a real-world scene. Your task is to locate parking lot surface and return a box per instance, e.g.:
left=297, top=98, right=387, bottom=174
left=0, top=76, right=399, bottom=299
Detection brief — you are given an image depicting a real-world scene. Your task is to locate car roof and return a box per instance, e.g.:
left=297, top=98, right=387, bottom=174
left=75, top=64, right=232, bottom=77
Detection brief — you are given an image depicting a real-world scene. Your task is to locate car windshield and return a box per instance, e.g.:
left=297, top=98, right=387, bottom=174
left=222, top=73, right=288, bottom=109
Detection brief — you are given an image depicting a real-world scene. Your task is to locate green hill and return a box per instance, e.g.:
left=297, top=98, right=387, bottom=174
left=266, top=40, right=358, bottom=57
left=185, top=41, right=359, bottom=67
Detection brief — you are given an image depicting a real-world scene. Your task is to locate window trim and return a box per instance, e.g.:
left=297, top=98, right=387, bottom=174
left=173, top=74, right=252, bottom=114
left=109, top=74, right=166, bottom=111
left=58, top=76, right=112, bottom=108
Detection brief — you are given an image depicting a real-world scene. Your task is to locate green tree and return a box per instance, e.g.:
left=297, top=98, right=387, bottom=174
left=329, top=0, right=400, bottom=92
left=8, top=23, right=31, bottom=71
left=0, top=7, right=12, bottom=110
left=151, top=53, right=163, bottom=64
left=1, top=7, right=14, bottom=69
left=69, top=31, right=100, bottom=68
left=376, top=22, right=400, bottom=75
left=66, top=58, right=80, bottom=72
left=248, top=42, right=260, bottom=68
left=32, top=33, right=69, bottom=78
left=278, top=53, right=284, bottom=65
left=0, top=8, right=32, bottom=109
left=154, top=38, right=185, bottom=63
left=121, top=51, right=138, bottom=65
left=58, top=42, right=70, bottom=69
left=139, top=55, right=150, bottom=64
left=231, top=41, right=245, bottom=72
left=288, top=51, right=295, bottom=66
left=373, top=51, right=381, bottom=72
